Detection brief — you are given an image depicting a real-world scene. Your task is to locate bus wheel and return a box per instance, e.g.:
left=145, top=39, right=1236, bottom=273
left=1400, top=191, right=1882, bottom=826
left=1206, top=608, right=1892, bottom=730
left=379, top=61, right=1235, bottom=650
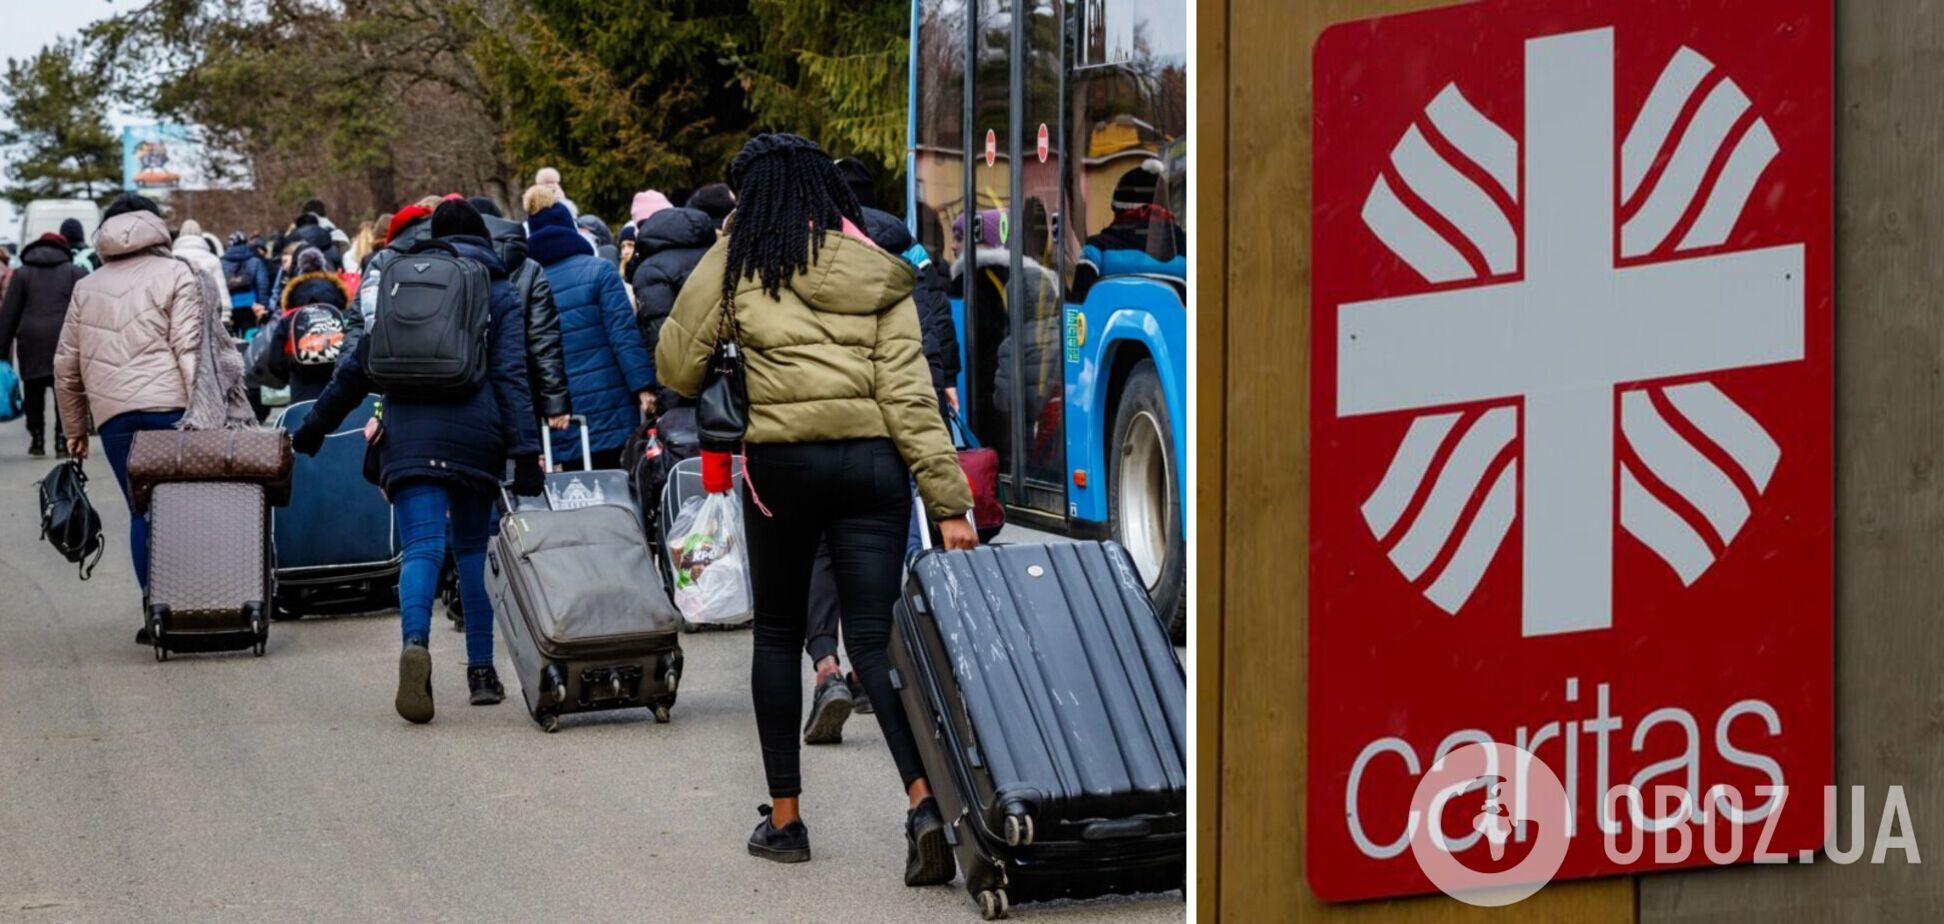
left=1110, top=360, right=1185, bottom=643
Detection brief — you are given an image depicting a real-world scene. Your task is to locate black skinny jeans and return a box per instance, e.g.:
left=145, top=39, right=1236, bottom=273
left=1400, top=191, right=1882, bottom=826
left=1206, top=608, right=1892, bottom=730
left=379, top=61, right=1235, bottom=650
left=744, top=438, right=924, bottom=798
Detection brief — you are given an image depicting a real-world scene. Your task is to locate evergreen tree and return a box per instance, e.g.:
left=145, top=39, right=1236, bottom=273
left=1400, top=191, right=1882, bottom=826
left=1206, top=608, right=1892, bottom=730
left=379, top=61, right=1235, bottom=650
left=0, top=39, right=121, bottom=208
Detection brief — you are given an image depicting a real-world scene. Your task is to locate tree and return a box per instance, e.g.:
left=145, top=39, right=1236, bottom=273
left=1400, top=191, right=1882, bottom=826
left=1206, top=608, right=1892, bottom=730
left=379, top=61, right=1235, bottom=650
left=0, top=39, right=121, bottom=207
left=468, top=0, right=756, bottom=220
left=739, top=0, right=910, bottom=202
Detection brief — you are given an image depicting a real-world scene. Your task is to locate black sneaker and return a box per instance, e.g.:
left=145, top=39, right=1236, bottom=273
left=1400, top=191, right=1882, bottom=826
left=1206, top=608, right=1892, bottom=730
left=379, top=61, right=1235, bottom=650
left=803, top=672, right=854, bottom=745
left=904, top=797, right=955, bottom=886
left=848, top=670, right=874, bottom=715
left=28, top=434, right=44, bottom=457
left=468, top=665, right=506, bottom=705
left=748, top=804, right=811, bottom=863
left=396, top=644, right=434, bottom=724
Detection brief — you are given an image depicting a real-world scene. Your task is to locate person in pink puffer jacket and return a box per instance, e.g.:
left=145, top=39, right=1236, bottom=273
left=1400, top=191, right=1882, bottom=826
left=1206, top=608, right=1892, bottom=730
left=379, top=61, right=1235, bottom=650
left=54, top=194, right=216, bottom=620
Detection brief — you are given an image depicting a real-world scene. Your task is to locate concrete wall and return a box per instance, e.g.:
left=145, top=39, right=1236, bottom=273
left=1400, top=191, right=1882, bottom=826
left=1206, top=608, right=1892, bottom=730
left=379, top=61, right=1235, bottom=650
left=1199, top=0, right=1942, bottom=920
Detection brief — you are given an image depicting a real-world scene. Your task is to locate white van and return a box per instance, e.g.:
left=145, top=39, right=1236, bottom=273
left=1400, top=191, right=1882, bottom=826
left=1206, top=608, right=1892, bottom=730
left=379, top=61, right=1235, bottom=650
left=19, top=199, right=103, bottom=247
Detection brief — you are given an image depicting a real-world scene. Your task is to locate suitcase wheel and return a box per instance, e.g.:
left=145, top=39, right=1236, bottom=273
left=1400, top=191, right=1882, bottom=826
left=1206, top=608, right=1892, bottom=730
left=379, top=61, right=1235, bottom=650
left=535, top=711, right=561, bottom=733
left=977, top=889, right=1009, bottom=921
left=652, top=704, right=671, bottom=724
left=147, top=604, right=170, bottom=662
left=1002, top=812, right=1035, bottom=847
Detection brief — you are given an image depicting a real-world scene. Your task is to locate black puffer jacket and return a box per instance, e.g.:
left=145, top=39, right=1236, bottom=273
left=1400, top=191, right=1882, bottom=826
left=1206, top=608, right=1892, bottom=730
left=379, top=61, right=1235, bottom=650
left=861, top=208, right=960, bottom=395
left=485, top=213, right=571, bottom=418
left=0, top=236, right=88, bottom=380
left=630, top=207, right=715, bottom=409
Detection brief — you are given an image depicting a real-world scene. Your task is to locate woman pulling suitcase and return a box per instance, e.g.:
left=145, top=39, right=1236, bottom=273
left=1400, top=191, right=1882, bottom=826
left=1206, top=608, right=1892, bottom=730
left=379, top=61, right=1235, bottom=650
left=655, top=133, right=977, bottom=883
left=291, top=198, right=543, bottom=723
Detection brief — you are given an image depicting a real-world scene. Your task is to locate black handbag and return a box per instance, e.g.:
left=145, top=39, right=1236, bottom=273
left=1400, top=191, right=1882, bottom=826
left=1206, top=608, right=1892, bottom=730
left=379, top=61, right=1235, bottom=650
left=37, top=460, right=104, bottom=580
left=696, top=289, right=750, bottom=452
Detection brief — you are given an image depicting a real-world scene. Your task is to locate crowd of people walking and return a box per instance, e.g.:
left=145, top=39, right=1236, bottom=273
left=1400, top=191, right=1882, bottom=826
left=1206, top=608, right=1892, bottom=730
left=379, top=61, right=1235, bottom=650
left=0, top=136, right=978, bottom=884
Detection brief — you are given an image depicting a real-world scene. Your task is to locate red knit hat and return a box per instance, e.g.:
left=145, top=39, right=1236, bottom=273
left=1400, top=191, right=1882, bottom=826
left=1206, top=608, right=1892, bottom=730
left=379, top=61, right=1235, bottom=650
left=385, top=205, right=431, bottom=244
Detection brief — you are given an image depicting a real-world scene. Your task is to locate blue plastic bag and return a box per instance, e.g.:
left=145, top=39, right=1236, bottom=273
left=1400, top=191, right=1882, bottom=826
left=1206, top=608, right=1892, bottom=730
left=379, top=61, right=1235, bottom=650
left=0, top=362, right=21, bottom=423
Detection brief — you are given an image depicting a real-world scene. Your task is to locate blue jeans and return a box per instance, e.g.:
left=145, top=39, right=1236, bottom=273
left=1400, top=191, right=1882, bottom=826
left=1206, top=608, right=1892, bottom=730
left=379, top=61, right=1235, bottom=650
left=98, top=410, right=186, bottom=593
left=394, top=481, right=496, bottom=665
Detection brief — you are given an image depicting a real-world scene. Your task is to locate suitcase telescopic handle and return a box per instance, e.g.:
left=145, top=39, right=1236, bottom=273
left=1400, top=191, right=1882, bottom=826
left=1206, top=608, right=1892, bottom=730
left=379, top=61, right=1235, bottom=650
left=539, top=414, right=594, bottom=473
left=913, top=489, right=978, bottom=553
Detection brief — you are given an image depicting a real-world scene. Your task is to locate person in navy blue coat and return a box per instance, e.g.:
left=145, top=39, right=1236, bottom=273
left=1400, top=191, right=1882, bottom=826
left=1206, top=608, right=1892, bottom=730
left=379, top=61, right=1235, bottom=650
left=526, top=202, right=655, bottom=469
left=291, top=198, right=542, bottom=724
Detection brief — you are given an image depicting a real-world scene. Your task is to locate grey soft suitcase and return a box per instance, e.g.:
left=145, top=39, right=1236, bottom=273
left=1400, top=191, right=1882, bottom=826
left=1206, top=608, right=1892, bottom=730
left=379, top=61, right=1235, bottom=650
left=145, top=481, right=271, bottom=660
left=486, top=498, right=683, bottom=732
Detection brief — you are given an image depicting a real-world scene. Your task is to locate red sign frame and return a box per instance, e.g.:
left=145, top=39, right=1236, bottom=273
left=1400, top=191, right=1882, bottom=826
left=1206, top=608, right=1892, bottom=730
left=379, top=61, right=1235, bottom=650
left=1308, top=0, right=1832, bottom=902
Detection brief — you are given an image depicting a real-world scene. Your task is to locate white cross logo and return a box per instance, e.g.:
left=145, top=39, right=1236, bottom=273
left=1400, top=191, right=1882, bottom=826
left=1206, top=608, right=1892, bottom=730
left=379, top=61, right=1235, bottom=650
left=1337, top=28, right=1805, bottom=637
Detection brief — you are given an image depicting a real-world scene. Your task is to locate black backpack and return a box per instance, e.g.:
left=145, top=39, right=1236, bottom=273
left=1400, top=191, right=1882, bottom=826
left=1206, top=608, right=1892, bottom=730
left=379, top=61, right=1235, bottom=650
left=38, top=461, right=103, bottom=580
left=367, top=239, right=491, bottom=398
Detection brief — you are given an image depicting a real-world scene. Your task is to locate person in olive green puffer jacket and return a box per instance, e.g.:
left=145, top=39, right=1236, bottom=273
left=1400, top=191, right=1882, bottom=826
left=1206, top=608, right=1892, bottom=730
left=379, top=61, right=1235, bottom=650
left=654, top=133, right=973, bottom=885
left=655, top=190, right=973, bottom=522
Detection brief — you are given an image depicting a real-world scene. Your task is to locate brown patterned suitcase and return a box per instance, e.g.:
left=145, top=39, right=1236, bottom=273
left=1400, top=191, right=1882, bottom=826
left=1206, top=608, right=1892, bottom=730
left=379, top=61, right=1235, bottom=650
left=126, top=428, right=293, bottom=513
left=145, top=481, right=271, bottom=660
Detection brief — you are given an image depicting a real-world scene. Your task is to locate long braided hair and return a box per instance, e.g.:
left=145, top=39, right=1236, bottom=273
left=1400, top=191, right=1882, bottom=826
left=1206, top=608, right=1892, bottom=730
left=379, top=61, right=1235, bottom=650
left=722, top=133, right=864, bottom=303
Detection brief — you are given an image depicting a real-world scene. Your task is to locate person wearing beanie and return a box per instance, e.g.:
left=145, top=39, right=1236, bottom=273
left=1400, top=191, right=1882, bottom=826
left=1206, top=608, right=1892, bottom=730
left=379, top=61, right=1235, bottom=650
left=656, top=133, right=974, bottom=879
left=0, top=232, right=87, bottom=455
left=527, top=202, right=653, bottom=470
left=630, top=189, right=672, bottom=226
left=1070, top=157, right=1185, bottom=303
left=293, top=196, right=541, bottom=723
left=58, top=192, right=253, bottom=630
left=686, top=182, right=736, bottom=229
left=301, top=197, right=355, bottom=270
left=60, top=218, right=100, bottom=272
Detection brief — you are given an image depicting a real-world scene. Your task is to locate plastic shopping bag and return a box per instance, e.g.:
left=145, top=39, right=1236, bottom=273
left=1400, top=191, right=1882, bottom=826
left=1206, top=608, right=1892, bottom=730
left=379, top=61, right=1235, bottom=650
left=666, top=490, right=753, bottom=626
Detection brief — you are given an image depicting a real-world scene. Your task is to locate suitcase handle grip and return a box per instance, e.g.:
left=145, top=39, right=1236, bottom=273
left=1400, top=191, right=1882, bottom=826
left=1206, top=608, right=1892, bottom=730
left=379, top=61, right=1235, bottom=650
left=540, top=415, right=594, bottom=473
left=1081, top=819, right=1152, bottom=841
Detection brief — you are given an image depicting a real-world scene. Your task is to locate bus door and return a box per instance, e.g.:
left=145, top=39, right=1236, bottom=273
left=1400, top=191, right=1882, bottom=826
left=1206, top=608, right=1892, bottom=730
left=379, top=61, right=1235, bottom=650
left=959, top=0, right=1067, bottom=518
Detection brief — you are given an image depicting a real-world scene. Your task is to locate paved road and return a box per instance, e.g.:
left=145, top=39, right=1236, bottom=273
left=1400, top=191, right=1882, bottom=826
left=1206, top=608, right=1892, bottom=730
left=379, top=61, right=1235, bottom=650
left=0, top=419, right=1183, bottom=922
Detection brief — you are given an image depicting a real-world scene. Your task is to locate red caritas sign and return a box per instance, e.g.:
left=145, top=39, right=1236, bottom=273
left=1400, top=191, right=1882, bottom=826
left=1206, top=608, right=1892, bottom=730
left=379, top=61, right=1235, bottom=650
left=1308, top=0, right=1831, bottom=902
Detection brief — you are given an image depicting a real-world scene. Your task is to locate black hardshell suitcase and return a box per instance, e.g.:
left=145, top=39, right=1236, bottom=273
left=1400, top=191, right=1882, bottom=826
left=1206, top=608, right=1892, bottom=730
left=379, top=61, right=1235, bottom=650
left=888, top=541, right=1188, bottom=919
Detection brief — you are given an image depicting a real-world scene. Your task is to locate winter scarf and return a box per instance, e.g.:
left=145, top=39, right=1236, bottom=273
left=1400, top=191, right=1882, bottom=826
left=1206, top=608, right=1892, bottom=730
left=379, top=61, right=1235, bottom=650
left=166, top=246, right=256, bottom=430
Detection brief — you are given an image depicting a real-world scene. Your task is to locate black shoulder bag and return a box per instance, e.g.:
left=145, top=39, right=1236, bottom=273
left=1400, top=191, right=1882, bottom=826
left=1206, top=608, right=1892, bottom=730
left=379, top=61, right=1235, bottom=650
left=696, top=287, right=750, bottom=452
left=38, top=461, right=104, bottom=580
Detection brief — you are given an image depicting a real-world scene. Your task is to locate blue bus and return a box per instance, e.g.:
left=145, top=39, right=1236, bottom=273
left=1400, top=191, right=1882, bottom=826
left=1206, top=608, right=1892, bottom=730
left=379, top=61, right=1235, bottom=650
left=909, top=0, right=1187, bottom=638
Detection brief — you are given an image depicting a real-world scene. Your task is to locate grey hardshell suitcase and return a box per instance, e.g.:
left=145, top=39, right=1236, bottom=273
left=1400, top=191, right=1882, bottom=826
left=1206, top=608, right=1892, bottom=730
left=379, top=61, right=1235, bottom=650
left=145, top=481, right=272, bottom=661
left=487, top=420, right=684, bottom=732
left=889, top=539, right=1188, bottom=919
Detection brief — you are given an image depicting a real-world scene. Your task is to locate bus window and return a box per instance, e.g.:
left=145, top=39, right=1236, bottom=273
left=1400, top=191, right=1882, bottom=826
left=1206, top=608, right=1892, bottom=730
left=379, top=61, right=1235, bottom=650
left=914, top=0, right=968, bottom=266
left=1069, top=0, right=1188, bottom=303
